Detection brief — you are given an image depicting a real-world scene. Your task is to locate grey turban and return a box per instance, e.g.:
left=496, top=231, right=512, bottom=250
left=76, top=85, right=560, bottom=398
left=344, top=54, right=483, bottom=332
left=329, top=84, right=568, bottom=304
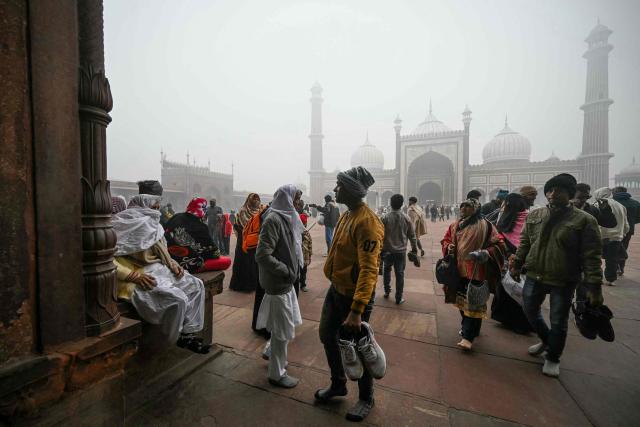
left=337, top=166, right=375, bottom=198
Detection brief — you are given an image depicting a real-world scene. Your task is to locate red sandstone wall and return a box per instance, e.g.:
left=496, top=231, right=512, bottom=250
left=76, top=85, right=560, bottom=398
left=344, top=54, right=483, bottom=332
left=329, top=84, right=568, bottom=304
left=0, top=0, right=37, bottom=364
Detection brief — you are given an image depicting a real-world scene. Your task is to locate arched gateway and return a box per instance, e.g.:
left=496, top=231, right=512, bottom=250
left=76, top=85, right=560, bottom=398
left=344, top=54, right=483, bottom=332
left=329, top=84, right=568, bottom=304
left=407, top=151, right=455, bottom=204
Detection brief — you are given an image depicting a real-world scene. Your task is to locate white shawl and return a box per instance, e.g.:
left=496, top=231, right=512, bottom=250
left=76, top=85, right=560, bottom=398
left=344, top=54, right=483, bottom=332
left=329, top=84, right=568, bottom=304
left=112, top=194, right=165, bottom=256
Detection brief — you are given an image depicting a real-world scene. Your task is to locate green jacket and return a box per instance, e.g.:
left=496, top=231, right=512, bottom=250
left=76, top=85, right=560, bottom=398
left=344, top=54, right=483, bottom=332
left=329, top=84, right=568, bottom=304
left=514, top=206, right=602, bottom=287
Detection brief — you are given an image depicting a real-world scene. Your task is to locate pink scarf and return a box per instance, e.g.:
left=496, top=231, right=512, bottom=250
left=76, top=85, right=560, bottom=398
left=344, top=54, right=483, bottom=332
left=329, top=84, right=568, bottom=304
left=501, top=210, right=528, bottom=248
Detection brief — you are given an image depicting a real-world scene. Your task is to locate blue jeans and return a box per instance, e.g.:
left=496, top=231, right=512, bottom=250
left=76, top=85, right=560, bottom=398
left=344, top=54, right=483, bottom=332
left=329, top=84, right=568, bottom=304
left=522, top=278, right=576, bottom=362
left=383, top=252, right=406, bottom=303
left=324, top=226, right=335, bottom=252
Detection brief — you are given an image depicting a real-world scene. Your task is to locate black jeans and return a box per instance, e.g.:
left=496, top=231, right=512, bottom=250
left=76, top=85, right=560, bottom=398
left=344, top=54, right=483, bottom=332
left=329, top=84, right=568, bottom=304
left=522, top=278, right=576, bottom=363
left=460, top=311, right=482, bottom=342
left=603, top=240, right=622, bottom=283
left=300, top=265, right=308, bottom=289
left=383, top=252, right=406, bottom=303
left=319, top=286, right=374, bottom=402
left=619, top=232, right=632, bottom=273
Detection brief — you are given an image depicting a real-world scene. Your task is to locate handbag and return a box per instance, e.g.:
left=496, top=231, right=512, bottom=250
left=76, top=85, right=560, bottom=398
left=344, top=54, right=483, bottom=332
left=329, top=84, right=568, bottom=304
left=466, top=261, right=490, bottom=310
left=435, top=227, right=459, bottom=287
left=501, top=271, right=525, bottom=306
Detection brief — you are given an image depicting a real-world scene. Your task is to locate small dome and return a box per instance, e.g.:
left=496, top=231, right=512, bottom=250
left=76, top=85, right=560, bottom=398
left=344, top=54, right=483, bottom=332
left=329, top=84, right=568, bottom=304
left=351, top=134, right=384, bottom=171
left=546, top=151, right=560, bottom=162
left=619, top=157, right=640, bottom=176
left=482, top=117, right=532, bottom=164
left=411, top=101, right=451, bottom=135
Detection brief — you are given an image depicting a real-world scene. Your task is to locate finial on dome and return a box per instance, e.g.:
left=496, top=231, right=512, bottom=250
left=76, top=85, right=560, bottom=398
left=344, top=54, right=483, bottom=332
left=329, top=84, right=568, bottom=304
left=597, top=17, right=600, bottom=25
left=366, top=131, right=370, bottom=144
left=504, top=114, right=508, bottom=127
left=429, top=98, right=433, bottom=115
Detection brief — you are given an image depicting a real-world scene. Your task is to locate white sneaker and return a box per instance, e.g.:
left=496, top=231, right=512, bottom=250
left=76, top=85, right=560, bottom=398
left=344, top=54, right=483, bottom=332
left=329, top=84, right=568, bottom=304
left=338, top=338, right=364, bottom=380
left=542, top=359, right=560, bottom=377
left=528, top=342, right=546, bottom=357
left=357, top=322, right=386, bottom=379
left=262, top=340, right=271, bottom=360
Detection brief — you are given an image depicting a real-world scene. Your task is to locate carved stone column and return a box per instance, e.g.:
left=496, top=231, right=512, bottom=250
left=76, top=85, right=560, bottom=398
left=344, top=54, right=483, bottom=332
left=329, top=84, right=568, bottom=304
left=78, top=0, right=119, bottom=336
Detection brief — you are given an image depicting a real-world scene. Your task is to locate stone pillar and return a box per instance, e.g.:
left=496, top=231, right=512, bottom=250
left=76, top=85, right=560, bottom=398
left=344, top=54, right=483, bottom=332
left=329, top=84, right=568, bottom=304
left=78, top=0, right=119, bottom=336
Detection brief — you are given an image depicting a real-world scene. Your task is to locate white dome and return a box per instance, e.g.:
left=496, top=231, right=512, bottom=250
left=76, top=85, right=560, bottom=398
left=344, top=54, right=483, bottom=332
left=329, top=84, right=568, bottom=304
left=482, top=118, right=532, bottom=164
left=411, top=103, right=451, bottom=135
left=619, top=157, right=640, bottom=176
left=351, top=134, right=384, bottom=171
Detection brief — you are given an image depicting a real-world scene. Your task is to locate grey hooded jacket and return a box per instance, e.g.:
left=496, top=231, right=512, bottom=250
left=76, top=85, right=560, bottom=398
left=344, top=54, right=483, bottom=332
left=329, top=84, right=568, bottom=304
left=255, top=210, right=300, bottom=295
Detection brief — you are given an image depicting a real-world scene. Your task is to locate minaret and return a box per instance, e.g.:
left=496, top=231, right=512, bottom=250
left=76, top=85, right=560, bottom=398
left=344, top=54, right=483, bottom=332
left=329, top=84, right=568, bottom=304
left=309, top=82, right=325, bottom=202
left=579, top=21, right=614, bottom=188
left=462, top=105, right=472, bottom=195
left=393, top=115, right=402, bottom=176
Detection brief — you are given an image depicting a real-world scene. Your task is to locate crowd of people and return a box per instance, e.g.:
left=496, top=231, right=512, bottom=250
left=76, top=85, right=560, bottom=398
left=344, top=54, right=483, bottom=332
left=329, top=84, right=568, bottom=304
left=109, top=167, right=639, bottom=423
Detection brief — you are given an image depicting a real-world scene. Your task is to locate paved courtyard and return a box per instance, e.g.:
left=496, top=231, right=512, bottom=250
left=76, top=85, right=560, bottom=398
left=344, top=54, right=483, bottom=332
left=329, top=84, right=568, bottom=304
left=130, top=218, right=640, bottom=426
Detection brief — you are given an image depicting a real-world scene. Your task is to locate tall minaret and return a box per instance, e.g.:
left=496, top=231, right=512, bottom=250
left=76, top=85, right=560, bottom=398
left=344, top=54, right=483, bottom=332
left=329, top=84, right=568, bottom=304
left=309, top=82, right=325, bottom=202
left=393, top=115, right=403, bottom=188
left=462, top=105, right=472, bottom=196
left=579, top=21, right=614, bottom=188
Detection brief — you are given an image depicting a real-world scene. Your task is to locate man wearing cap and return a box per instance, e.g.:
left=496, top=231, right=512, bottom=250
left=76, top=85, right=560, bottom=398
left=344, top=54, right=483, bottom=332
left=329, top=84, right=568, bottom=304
left=481, top=189, right=508, bottom=217
left=510, top=173, right=603, bottom=377
left=519, top=186, right=538, bottom=209
left=315, top=166, right=384, bottom=422
left=138, top=179, right=163, bottom=196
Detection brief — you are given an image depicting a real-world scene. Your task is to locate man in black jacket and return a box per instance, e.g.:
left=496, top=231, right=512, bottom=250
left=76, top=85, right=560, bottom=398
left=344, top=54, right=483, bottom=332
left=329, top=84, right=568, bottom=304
left=572, top=183, right=617, bottom=228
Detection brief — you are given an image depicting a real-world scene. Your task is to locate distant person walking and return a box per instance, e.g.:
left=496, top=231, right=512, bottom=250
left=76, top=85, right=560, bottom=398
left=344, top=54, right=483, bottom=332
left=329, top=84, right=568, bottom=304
left=315, top=167, right=383, bottom=422
left=381, top=194, right=418, bottom=305
left=310, top=195, right=340, bottom=256
left=430, top=204, right=438, bottom=222
left=612, top=186, right=640, bottom=275
left=593, top=187, right=629, bottom=286
left=407, top=196, right=427, bottom=257
left=510, top=174, right=603, bottom=377
left=206, top=199, right=223, bottom=248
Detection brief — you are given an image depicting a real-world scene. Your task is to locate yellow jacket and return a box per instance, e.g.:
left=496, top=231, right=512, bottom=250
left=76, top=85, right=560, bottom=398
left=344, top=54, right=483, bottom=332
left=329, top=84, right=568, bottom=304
left=323, top=203, right=384, bottom=314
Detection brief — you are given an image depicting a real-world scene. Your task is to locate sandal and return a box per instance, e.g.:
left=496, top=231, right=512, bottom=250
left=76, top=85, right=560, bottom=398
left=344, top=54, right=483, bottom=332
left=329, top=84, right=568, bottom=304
left=177, top=335, right=211, bottom=354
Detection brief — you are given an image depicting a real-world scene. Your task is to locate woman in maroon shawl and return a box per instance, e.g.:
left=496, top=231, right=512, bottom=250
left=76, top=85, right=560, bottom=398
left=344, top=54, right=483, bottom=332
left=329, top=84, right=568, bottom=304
left=441, top=198, right=506, bottom=350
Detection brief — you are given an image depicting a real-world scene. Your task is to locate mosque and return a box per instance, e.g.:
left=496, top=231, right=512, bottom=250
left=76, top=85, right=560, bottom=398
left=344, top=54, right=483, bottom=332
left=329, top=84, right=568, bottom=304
left=309, top=22, right=622, bottom=207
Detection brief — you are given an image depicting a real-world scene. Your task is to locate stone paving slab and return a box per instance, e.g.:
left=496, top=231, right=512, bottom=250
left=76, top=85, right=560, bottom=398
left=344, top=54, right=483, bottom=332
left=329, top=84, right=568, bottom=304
left=439, top=346, right=591, bottom=426
left=559, top=369, right=640, bottom=427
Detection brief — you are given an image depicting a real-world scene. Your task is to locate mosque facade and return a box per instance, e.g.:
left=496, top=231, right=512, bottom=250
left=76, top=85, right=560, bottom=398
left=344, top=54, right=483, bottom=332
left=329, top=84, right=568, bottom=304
left=309, top=22, right=616, bottom=206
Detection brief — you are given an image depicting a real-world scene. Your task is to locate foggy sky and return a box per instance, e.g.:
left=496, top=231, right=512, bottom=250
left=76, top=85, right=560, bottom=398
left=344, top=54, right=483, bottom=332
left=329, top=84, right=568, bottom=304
left=104, top=0, right=640, bottom=195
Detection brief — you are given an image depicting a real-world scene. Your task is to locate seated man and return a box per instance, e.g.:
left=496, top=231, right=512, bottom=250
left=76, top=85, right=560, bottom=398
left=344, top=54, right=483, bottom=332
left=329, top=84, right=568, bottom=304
left=164, top=197, right=231, bottom=273
left=112, top=193, right=210, bottom=354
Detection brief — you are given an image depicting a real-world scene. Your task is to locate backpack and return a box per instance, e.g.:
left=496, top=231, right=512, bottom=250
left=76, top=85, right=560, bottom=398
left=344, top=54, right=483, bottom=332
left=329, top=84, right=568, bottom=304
left=242, top=207, right=267, bottom=253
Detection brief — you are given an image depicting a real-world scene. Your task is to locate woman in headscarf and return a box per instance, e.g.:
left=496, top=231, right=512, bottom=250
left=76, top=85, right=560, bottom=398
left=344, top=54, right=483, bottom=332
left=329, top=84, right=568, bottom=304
left=230, top=193, right=263, bottom=294
left=112, top=194, right=210, bottom=353
left=164, top=198, right=231, bottom=274
left=112, top=195, right=127, bottom=214
left=255, top=185, right=304, bottom=388
left=490, top=193, right=533, bottom=334
left=441, top=198, right=506, bottom=350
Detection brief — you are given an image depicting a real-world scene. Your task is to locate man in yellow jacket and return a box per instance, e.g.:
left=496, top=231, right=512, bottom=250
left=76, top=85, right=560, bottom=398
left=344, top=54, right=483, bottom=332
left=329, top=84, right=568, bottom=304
left=314, top=166, right=384, bottom=422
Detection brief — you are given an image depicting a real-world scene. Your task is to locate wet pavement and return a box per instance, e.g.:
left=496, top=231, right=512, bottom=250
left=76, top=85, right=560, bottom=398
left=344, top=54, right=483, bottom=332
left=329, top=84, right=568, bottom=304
left=130, top=218, right=640, bottom=426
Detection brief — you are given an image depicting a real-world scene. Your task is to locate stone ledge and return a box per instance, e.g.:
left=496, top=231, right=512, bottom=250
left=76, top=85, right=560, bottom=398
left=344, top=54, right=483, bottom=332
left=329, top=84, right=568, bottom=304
left=0, top=317, right=141, bottom=420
